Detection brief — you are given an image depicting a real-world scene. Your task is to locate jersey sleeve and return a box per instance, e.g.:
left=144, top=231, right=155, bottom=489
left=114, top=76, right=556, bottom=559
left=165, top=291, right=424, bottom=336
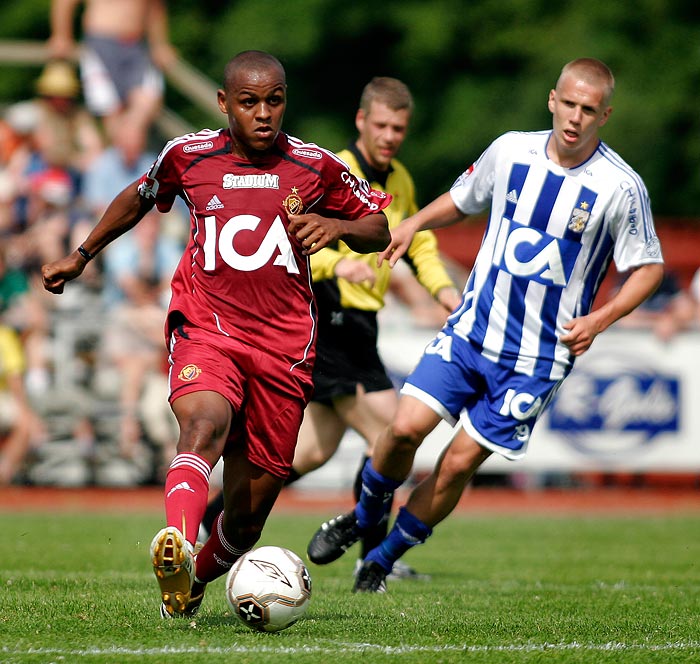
left=609, top=180, right=664, bottom=272
left=317, top=155, right=392, bottom=219
left=310, top=246, right=344, bottom=282
left=137, top=144, right=182, bottom=213
left=449, top=135, right=502, bottom=215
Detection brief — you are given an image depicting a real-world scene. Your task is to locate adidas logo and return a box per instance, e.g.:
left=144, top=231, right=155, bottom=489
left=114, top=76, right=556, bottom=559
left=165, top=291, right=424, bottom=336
left=206, top=195, right=224, bottom=210
left=167, top=481, right=196, bottom=498
left=506, top=189, right=518, bottom=204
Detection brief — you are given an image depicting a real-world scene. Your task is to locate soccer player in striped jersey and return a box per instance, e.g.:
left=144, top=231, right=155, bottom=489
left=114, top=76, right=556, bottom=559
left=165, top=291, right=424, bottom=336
left=307, top=58, right=665, bottom=592
left=41, top=50, right=391, bottom=615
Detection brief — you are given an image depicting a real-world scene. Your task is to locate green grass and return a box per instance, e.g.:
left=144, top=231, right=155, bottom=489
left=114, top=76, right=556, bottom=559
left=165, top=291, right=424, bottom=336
left=2, top=509, right=700, bottom=663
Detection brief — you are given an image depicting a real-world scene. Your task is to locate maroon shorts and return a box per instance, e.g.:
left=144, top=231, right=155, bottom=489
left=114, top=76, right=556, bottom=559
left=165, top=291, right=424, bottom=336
left=167, top=323, right=314, bottom=478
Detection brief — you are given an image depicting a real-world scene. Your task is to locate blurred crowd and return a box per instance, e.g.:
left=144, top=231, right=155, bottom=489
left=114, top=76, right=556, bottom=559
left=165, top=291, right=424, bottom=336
left=0, top=59, right=184, bottom=487
left=1, top=58, right=698, bottom=490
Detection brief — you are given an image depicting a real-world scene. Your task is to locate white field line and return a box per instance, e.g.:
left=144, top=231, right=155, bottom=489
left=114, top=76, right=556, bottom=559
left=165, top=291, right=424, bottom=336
left=3, top=641, right=700, bottom=657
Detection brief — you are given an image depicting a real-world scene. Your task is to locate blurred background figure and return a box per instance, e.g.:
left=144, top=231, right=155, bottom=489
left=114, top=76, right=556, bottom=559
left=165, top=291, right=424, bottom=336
left=651, top=268, right=700, bottom=341
left=0, top=323, right=43, bottom=485
left=97, top=270, right=176, bottom=484
left=47, top=0, right=177, bottom=153
left=32, top=59, right=104, bottom=195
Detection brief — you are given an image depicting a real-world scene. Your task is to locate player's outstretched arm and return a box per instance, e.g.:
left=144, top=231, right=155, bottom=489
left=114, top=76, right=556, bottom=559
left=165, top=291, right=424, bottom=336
left=42, top=180, right=155, bottom=294
left=378, top=192, right=468, bottom=268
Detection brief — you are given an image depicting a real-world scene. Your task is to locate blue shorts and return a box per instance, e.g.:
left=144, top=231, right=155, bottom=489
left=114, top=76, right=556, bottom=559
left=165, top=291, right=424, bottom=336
left=401, top=330, right=563, bottom=459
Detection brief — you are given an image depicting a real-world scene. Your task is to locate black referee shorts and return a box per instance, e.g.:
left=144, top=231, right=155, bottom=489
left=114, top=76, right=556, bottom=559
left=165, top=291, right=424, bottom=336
left=311, top=308, right=393, bottom=404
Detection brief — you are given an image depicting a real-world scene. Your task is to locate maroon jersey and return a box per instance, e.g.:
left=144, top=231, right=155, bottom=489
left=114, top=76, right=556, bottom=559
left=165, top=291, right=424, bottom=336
left=138, top=129, right=391, bottom=369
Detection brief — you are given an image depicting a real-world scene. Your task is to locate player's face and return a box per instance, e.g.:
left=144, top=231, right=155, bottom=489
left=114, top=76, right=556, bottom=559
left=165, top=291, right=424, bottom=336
left=355, top=101, right=410, bottom=171
left=547, top=73, right=612, bottom=168
left=218, top=65, right=286, bottom=158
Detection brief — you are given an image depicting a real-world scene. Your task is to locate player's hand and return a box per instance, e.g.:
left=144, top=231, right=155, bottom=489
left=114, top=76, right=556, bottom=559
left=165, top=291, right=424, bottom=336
left=334, top=258, right=376, bottom=286
left=377, top=221, right=418, bottom=268
left=41, top=252, right=87, bottom=294
left=436, top=286, right=462, bottom=314
left=560, top=315, right=603, bottom=356
left=288, top=213, right=343, bottom=255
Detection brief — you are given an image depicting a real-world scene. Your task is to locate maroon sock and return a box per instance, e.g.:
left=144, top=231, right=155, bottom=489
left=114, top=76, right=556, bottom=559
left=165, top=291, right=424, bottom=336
left=163, top=452, right=212, bottom=546
left=195, top=513, right=251, bottom=584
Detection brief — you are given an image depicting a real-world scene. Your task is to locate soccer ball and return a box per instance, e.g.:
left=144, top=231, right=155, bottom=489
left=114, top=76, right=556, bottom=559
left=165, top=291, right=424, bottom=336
left=225, top=545, right=312, bottom=632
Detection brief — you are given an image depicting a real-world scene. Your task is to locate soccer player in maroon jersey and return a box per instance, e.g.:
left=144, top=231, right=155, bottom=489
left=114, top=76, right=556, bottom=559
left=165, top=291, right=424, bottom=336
left=41, top=50, right=391, bottom=617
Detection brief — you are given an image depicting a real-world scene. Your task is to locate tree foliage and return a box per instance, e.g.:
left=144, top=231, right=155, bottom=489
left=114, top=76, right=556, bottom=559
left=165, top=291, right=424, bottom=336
left=1, top=0, right=699, bottom=214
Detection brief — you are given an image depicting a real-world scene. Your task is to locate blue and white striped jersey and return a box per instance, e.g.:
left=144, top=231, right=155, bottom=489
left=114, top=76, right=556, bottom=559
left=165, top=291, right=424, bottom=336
left=447, top=130, right=663, bottom=381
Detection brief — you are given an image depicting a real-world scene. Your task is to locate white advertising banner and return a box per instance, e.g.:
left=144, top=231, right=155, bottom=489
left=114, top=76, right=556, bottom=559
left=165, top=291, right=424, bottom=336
left=296, top=322, right=698, bottom=489
left=384, top=325, right=697, bottom=475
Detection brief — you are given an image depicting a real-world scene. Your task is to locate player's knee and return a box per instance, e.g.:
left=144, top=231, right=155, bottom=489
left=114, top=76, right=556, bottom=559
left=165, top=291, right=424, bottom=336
left=176, top=413, right=228, bottom=458
left=299, top=446, right=332, bottom=473
left=442, top=436, right=490, bottom=479
left=386, top=417, right=425, bottom=453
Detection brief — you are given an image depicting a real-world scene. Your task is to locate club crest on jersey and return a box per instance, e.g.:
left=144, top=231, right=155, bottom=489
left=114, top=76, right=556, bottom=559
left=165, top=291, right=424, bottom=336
left=178, top=364, right=201, bottom=381
left=568, top=201, right=591, bottom=233
left=645, top=237, right=661, bottom=258
left=282, top=187, right=304, bottom=215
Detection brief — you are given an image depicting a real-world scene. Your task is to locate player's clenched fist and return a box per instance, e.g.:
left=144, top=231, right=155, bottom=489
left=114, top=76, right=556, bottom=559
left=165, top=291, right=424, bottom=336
left=41, top=252, right=86, bottom=294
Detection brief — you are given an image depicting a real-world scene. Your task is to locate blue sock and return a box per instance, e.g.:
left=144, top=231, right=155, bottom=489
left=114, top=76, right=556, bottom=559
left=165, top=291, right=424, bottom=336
left=355, top=459, right=403, bottom=530
left=366, top=507, right=432, bottom=573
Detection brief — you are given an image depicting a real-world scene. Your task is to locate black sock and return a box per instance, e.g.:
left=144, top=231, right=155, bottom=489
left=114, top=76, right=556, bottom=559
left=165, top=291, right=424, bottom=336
left=284, top=468, right=302, bottom=486
left=353, top=455, right=369, bottom=504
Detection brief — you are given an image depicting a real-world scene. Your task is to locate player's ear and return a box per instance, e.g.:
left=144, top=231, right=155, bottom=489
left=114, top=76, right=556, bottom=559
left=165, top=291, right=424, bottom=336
left=217, top=89, right=228, bottom=114
left=547, top=89, right=556, bottom=114
left=598, top=105, right=613, bottom=127
left=355, top=108, right=366, bottom=133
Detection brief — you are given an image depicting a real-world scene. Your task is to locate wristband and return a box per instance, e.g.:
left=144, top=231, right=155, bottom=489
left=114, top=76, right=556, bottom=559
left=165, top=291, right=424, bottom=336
left=77, top=245, right=95, bottom=262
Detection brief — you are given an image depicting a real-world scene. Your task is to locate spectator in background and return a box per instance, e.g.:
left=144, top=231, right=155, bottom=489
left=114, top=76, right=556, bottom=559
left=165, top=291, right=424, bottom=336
left=81, top=113, right=158, bottom=220
left=99, top=271, right=176, bottom=481
left=2, top=62, right=102, bottom=270
left=73, top=106, right=163, bottom=295
left=32, top=59, right=104, bottom=194
left=99, top=209, right=181, bottom=310
left=652, top=268, right=700, bottom=341
left=48, top=0, right=177, bottom=153
left=0, top=105, right=35, bottom=236
left=0, top=324, right=43, bottom=484
left=0, top=242, right=48, bottom=395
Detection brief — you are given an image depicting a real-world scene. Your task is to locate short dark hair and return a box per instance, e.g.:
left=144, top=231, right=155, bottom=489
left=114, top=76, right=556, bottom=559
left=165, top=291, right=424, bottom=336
left=223, top=50, right=285, bottom=89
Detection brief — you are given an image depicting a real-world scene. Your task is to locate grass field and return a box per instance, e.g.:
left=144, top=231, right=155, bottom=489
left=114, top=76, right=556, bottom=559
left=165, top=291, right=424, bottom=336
left=3, top=507, right=700, bottom=663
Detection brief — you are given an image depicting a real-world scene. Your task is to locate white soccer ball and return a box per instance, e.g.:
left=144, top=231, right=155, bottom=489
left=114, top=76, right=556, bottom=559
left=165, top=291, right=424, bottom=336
left=225, top=545, right=312, bottom=632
